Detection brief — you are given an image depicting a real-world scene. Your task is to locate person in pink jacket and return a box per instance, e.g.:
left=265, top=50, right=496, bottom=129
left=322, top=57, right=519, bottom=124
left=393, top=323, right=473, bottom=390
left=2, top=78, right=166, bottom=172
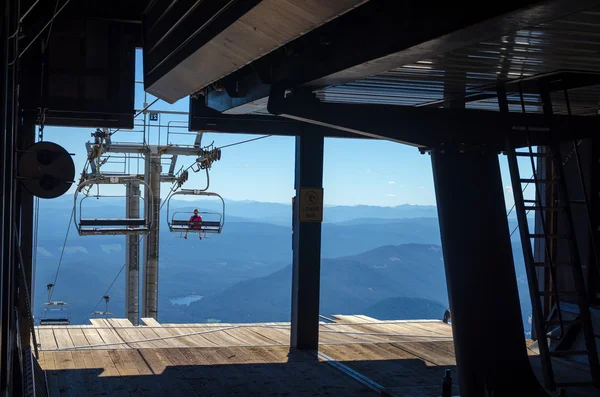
left=184, top=209, right=202, bottom=239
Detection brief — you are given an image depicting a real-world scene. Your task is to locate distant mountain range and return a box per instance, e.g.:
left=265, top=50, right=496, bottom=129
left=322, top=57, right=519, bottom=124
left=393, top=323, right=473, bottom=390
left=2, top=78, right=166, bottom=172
left=180, top=244, right=449, bottom=323
left=179, top=244, right=530, bottom=331
left=33, top=196, right=532, bottom=335
left=40, top=194, right=441, bottom=224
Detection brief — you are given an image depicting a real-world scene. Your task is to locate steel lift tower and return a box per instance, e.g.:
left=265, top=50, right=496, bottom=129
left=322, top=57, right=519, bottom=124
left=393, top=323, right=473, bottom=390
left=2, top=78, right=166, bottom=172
left=76, top=126, right=215, bottom=324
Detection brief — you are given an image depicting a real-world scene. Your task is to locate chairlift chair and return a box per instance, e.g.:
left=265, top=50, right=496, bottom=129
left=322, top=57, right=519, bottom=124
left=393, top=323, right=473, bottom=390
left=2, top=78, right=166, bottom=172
left=90, top=295, right=114, bottom=319
left=74, top=178, right=154, bottom=236
left=166, top=190, right=225, bottom=235
left=39, top=283, right=71, bottom=326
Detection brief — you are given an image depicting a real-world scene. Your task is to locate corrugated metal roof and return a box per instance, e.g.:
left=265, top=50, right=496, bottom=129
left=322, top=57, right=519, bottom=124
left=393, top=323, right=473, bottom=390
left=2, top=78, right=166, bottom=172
left=315, top=8, right=600, bottom=115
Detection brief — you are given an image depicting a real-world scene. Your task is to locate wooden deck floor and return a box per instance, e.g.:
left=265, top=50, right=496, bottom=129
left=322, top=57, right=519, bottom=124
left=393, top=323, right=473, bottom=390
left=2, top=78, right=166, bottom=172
left=35, top=315, right=598, bottom=397
left=35, top=315, right=453, bottom=351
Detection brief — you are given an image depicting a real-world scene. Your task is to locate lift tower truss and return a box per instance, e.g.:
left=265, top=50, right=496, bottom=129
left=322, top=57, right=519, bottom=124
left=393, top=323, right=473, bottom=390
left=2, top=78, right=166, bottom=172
left=83, top=130, right=212, bottom=322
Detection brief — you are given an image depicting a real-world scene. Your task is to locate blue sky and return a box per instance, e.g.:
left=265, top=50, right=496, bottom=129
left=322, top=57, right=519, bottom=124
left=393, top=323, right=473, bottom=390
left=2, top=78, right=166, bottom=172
left=40, top=50, right=528, bottom=208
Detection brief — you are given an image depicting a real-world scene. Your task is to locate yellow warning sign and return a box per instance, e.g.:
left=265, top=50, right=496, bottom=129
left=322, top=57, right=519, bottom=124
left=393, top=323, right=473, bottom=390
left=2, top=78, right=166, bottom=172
left=298, top=187, right=323, bottom=222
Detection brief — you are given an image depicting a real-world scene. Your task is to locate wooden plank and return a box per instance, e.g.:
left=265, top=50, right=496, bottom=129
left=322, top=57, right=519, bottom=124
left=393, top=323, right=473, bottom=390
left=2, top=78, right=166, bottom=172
left=114, top=319, right=134, bottom=327
left=67, top=328, right=91, bottom=349
left=162, top=326, right=213, bottom=347
left=354, top=315, right=382, bottom=322
left=107, top=349, right=140, bottom=376
left=323, top=322, right=447, bottom=343
left=135, top=325, right=172, bottom=348
left=176, top=325, right=222, bottom=347
left=250, top=326, right=291, bottom=345
left=37, top=328, right=58, bottom=350
left=54, top=351, right=89, bottom=397
left=116, top=320, right=154, bottom=349
left=321, top=343, right=439, bottom=388
left=82, top=328, right=105, bottom=350
left=145, top=323, right=191, bottom=348
left=53, top=351, right=75, bottom=370
left=105, top=318, right=141, bottom=349
left=90, top=350, right=129, bottom=397
left=89, top=319, right=108, bottom=327
left=383, top=384, right=460, bottom=397
left=229, top=326, right=282, bottom=346
left=148, top=348, right=197, bottom=396
left=390, top=341, right=456, bottom=366
left=92, top=322, right=126, bottom=349
left=40, top=351, right=56, bottom=370
left=70, top=351, right=103, bottom=396
left=140, top=317, right=161, bottom=327
left=177, top=348, right=225, bottom=397
left=400, top=322, right=454, bottom=337
left=332, top=314, right=366, bottom=323
left=53, top=328, right=75, bottom=349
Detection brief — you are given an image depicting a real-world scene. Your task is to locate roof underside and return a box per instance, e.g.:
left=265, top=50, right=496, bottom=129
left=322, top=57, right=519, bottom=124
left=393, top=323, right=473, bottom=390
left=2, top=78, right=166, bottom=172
left=144, top=0, right=368, bottom=103
left=316, top=8, right=600, bottom=115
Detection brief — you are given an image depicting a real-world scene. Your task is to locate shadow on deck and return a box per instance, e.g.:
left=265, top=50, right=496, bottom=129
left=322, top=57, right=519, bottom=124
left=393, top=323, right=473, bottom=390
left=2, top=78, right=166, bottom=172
left=41, top=345, right=459, bottom=397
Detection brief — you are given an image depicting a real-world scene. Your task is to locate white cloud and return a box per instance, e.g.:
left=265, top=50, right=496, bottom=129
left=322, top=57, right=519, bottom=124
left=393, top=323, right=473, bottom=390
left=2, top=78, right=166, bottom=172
left=505, top=186, right=513, bottom=191
left=242, top=164, right=252, bottom=168
left=419, top=186, right=425, bottom=189
left=388, top=181, right=396, bottom=185
left=386, top=194, right=396, bottom=197
left=101, top=244, right=122, bottom=254
left=37, top=247, right=51, bottom=257
left=62, top=246, right=88, bottom=254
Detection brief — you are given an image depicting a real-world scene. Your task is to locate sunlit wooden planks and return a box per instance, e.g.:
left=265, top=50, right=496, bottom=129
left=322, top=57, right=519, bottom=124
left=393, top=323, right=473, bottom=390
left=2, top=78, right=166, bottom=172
left=36, top=316, right=455, bottom=352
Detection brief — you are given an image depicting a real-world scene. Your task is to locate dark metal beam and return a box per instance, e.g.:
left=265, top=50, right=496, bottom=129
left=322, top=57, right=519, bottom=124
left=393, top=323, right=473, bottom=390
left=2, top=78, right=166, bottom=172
left=291, top=133, right=323, bottom=350
left=189, top=99, right=370, bottom=139
left=267, top=90, right=600, bottom=148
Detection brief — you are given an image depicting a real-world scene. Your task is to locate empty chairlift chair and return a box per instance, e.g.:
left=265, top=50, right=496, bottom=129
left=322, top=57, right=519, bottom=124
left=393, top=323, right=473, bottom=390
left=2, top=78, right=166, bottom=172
left=74, top=178, right=154, bottom=236
left=39, top=283, right=71, bottom=326
left=167, top=190, right=225, bottom=236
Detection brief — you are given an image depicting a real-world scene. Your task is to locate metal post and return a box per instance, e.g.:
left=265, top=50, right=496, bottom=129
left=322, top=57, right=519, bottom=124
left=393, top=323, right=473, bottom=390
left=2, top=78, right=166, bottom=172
left=142, top=152, right=161, bottom=320
left=125, top=181, right=140, bottom=325
left=0, top=1, right=9, bottom=391
left=431, top=147, right=546, bottom=397
left=1, top=0, right=19, bottom=393
left=290, top=134, right=324, bottom=350
left=17, top=121, right=35, bottom=348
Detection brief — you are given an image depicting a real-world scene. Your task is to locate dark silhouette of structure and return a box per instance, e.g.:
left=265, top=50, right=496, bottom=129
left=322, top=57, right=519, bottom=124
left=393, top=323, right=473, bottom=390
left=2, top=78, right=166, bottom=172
left=2, top=1, right=600, bottom=396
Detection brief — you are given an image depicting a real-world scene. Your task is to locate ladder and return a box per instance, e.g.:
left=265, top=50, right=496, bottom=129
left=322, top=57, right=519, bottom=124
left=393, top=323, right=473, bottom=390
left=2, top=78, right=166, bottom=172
left=500, top=84, right=600, bottom=391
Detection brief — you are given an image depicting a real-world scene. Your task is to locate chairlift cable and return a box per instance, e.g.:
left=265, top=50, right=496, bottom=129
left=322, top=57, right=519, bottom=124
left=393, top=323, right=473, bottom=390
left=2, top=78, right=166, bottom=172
left=84, top=235, right=145, bottom=324
left=47, top=159, right=90, bottom=302
left=217, top=134, right=272, bottom=149
left=87, top=262, right=126, bottom=318
left=48, top=207, right=74, bottom=302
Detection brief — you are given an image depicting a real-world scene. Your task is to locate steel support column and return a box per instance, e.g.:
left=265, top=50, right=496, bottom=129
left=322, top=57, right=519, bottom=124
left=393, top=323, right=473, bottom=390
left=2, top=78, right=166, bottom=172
left=125, top=181, right=140, bottom=325
left=142, top=153, right=160, bottom=320
left=1, top=0, right=19, bottom=394
left=0, top=2, right=9, bottom=391
left=431, top=147, right=547, bottom=397
left=291, top=134, right=324, bottom=350
left=17, top=121, right=35, bottom=348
